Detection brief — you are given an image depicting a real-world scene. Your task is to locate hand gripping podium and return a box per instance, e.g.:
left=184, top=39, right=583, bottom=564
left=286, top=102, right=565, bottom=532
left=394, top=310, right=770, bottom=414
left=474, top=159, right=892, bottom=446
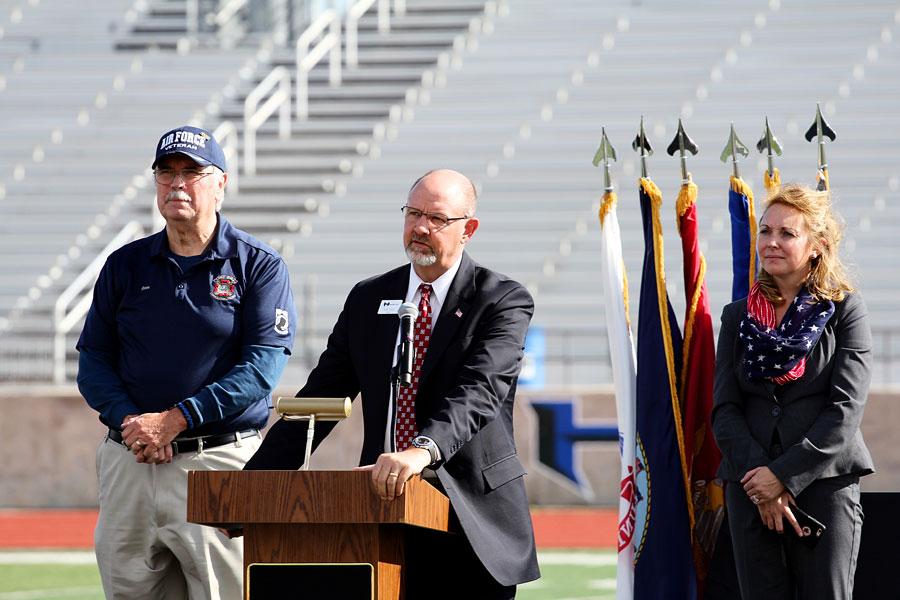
left=187, top=470, right=452, bottom=599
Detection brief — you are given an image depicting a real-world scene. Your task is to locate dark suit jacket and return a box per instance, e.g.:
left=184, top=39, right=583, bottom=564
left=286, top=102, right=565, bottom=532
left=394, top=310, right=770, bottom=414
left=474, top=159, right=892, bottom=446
left=245, top=252, right=541, bottom=586
left=712, top=292, right=875, bottom=497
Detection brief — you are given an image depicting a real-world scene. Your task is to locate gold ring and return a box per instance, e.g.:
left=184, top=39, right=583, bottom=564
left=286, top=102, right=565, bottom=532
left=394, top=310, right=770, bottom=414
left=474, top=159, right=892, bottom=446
left=387, top=472, right=399, bottom=478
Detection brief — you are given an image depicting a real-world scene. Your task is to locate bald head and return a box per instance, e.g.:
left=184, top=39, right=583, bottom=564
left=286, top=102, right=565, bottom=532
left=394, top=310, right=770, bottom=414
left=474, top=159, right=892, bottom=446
left=408, top=169, right=477, bottom=216
left=403, top=169, right=480, bottom=282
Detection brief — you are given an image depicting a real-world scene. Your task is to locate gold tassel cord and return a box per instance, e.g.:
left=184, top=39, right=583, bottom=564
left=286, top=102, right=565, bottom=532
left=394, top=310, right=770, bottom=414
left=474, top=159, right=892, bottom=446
left=763, top=167, right=781, bottom=196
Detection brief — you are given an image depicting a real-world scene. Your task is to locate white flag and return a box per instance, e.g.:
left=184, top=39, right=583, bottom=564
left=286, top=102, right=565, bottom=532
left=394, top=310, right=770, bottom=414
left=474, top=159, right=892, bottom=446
left=599, top=190, right=637, bottom=600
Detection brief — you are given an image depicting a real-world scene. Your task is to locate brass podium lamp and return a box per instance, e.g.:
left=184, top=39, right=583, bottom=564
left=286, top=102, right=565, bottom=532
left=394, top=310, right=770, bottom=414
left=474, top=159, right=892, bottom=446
left=275, top=397, right=352, bottom=470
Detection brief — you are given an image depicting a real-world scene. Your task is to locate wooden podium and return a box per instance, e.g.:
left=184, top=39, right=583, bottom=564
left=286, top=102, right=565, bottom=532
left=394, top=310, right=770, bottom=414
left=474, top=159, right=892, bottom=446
left=187, top=470, right=452, bottom=600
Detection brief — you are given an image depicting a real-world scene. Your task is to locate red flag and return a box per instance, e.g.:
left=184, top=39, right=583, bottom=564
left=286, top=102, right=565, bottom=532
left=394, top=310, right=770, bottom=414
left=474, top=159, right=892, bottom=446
left=676, top=180, right=723, bottom=596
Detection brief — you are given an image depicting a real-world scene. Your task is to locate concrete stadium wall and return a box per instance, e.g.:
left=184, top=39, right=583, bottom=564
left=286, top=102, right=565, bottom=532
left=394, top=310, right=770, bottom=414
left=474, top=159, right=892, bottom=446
left=0, top=385, right=897, bottom=508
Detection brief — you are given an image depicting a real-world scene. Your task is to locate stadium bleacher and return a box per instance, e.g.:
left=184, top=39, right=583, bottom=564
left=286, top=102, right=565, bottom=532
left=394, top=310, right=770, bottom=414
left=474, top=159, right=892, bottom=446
left=0, top=0, right=898, bottom=385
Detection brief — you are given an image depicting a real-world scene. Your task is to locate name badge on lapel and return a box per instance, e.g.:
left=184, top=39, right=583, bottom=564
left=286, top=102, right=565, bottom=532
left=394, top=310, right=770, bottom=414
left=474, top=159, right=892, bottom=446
left=377, top=300, right=403, bottom=315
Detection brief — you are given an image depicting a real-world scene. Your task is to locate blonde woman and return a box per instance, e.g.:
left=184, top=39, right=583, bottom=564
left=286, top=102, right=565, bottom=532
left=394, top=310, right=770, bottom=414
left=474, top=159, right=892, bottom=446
left=712, top=184, right=874, bottom=599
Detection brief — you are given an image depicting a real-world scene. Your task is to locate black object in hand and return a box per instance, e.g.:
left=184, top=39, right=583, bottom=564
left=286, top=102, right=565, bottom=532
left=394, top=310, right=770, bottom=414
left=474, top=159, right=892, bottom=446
left=790, top=505, right=826, bottom=548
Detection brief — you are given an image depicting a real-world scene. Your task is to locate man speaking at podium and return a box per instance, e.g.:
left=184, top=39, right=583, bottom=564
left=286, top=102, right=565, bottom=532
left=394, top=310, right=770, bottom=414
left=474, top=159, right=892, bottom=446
left=245, top=169, right=540, bottom=598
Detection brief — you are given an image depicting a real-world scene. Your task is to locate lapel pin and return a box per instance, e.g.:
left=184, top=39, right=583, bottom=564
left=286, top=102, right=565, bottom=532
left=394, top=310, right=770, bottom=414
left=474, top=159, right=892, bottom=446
left=454, top=308, right=463, bottom=318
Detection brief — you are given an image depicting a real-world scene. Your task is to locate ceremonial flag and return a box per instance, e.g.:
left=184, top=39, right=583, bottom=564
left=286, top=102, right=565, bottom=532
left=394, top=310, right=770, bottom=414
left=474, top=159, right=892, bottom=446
left=633, top=178, right=696, bottom=599
left=599, top=189, right=637, bottom=600
left=728, top=176, right=757, bottom=301
left=676, top=180, right=723, bottom=597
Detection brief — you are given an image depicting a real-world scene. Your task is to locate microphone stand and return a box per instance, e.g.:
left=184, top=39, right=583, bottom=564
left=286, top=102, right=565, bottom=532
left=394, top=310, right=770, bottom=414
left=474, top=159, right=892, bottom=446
left=390, top=303, right=418, bottom=452
left=391, top=339, right=416, bottom=452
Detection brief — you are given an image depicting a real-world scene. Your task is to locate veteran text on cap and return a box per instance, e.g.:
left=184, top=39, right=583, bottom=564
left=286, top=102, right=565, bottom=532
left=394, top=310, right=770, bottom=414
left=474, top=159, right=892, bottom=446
left=152, top=125, right=227, bottom=172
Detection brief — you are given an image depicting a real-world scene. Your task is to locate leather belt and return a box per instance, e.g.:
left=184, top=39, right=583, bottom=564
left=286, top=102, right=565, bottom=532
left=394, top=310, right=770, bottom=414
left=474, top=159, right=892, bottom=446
left=107, top=428, right=259, bottom=455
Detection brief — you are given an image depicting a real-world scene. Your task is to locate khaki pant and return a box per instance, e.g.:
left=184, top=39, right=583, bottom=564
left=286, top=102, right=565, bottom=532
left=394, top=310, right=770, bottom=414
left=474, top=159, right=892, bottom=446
left=94, top=433, right=261, bottom=600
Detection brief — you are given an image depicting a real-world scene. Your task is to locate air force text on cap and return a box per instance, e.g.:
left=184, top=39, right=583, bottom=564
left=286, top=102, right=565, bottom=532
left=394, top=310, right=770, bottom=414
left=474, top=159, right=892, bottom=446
left=159, top=130, right=211, bottom=152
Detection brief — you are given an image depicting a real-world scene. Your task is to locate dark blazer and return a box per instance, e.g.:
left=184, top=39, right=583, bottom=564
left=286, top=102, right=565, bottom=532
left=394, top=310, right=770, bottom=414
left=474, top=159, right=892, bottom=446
left=712, top=292, right=875, bottom=497
left=245, top=252, right=541, bottom=586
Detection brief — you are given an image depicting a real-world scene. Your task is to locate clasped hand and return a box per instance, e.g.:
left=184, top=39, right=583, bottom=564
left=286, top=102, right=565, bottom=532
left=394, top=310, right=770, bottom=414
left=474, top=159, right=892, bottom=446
left=741, top=466, right=784, bottom=503
left=742, top=466, right=806, bottom=537
left=121, top=410, right=187, bottom=464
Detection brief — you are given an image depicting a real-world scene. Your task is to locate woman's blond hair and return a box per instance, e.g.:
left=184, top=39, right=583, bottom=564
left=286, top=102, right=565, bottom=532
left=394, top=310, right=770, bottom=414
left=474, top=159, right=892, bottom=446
left=756, top=183, right=854, bottom=303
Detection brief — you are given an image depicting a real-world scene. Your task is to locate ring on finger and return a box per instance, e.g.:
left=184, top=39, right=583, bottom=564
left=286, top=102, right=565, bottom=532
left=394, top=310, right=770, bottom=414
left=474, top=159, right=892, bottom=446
left=387, top=472, right=399, bottom=478
left=751, top=494, right=760, bottom=505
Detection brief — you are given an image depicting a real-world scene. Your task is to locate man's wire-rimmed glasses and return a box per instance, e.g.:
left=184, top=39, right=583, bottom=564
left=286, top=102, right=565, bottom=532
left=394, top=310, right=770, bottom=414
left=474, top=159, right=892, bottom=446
left=154, top=168, right=216, bottom=186
left=401, top=205, right=469, bottom=229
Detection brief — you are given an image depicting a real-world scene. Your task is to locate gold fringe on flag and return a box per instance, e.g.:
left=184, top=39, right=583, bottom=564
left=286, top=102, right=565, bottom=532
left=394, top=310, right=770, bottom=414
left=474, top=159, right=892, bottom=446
left=676, top=180, right=702, bottom=396
left=598, top=190, right=616, bottom=228
left=598, top=190, right=634, bottom=331
left=730, top=175, right=758, bottom=291
left=640, top=176, right=695, bottom=531
left=675, top=177, right=697, bottom=232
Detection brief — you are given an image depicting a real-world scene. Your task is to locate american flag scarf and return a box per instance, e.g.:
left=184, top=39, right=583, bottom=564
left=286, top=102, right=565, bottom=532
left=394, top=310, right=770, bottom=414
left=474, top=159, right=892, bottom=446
left=740, top=282, right=835, bottom=384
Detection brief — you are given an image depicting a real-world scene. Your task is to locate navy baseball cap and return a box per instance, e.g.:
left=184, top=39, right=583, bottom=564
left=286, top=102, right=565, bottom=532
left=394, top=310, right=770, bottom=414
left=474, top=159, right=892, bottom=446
left=151, top=125, right=227, bottom=172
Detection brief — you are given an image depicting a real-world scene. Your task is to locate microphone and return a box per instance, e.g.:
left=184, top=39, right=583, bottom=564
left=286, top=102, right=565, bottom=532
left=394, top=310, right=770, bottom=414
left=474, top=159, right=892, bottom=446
left=397, top=302, right=419, bottom=387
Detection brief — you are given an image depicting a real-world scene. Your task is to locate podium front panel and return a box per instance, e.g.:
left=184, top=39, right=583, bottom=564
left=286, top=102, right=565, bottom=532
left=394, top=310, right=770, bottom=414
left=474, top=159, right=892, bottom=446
left=248, top=563, right=374, bottom=600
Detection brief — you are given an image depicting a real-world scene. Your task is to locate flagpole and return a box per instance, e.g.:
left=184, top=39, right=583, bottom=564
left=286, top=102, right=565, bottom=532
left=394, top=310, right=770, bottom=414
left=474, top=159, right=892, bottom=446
left=594, top=128, right=637, bottom=600
left=756, top=117, right=782, bottom=196
left=720, top=124, right=757, bottom=299
left=805, top=102, right=836, bottom=191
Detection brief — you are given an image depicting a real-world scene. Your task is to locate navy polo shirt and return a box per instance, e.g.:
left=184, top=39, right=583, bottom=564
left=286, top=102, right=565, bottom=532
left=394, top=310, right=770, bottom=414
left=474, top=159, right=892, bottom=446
left=77, top=216, right=296, bottom=436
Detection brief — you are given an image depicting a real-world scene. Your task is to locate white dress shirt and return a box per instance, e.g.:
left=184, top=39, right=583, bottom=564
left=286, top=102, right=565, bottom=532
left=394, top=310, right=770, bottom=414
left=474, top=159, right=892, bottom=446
left=382, top=254, right=464, bottom=455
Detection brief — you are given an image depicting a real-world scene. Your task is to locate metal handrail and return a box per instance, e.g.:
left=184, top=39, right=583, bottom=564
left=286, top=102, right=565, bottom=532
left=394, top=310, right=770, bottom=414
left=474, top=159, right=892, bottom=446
left=346, top=0, right=389, bottom=68
left=53, top=221, right=145, bottom=384
left=212, top=0, right=249, bottom=27
left=210, top=0, right=249, bottom=47
left=212, top=120, right=239, bottom=193
left=296, top=10, right=342, bottom=120
left=185, top=0, right=199, bottom=37
left=243, top=66, right=292, bottom=176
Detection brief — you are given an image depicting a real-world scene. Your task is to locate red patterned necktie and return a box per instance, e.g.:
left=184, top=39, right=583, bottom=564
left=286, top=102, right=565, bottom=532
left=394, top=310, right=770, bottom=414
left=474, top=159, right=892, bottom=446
left=395, top=283, right=432, bottom=451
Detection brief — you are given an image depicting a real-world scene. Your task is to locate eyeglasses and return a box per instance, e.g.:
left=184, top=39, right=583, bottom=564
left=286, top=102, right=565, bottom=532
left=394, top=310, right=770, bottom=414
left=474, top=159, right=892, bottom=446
left=154, top=168, right=215, bottom=186
left=401, top=205, right=469, bottom=229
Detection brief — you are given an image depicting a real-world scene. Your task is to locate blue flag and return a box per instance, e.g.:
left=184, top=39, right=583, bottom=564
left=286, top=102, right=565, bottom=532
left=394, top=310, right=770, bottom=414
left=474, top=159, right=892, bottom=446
left=633, top=178, right=697, bottom=600
left=728, top=175, right=757, bottom=301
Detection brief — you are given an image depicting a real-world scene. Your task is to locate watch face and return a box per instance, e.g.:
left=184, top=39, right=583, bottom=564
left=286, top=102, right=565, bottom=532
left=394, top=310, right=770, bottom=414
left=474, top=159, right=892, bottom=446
left=412, top=437, right=428, bottom=447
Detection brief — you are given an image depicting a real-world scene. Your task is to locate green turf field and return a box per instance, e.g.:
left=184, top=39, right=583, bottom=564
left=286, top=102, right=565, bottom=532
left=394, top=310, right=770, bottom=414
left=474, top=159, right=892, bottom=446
left=0, top=550, right=616, bottom=599
left=0, top=563, right=103, bottom=600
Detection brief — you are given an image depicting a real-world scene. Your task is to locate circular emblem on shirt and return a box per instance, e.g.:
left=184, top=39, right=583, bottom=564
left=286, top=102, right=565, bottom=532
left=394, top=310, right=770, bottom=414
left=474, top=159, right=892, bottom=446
left=211, top=275, right=238, bottom=300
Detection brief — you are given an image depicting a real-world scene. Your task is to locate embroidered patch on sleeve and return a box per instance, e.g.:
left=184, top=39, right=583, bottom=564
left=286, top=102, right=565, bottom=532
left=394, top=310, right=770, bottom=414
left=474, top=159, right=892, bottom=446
left=274, top=308, right=290, bottom=335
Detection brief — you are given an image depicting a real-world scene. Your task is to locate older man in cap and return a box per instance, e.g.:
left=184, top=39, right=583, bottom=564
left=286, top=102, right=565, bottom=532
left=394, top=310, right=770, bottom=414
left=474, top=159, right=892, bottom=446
left=76, top=125, right=296, bottom=599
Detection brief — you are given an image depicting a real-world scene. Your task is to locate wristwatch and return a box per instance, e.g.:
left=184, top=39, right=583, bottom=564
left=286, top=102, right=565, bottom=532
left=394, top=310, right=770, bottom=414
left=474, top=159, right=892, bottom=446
left=411, top=435, right=441, bottom=466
